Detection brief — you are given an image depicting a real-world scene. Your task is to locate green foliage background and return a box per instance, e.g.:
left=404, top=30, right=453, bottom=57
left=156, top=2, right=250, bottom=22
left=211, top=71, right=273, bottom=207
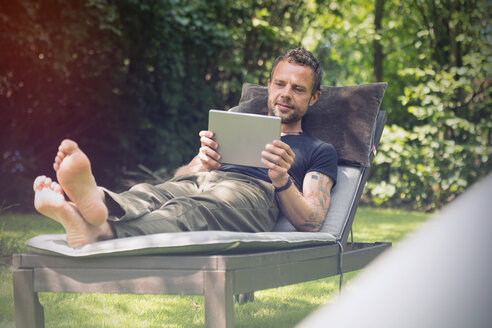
left=0, top=0, right=490, bottom=211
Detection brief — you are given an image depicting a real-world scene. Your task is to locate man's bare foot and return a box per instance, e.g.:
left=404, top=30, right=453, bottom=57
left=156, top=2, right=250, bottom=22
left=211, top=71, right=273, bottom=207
left=33, top=176, right=113, bottom=247
left=54, top=139, right=108, bottom=226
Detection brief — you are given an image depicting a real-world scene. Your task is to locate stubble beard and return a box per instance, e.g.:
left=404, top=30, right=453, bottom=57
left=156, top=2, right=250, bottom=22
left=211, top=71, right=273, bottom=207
left=268, top=102, right=304, bottom=124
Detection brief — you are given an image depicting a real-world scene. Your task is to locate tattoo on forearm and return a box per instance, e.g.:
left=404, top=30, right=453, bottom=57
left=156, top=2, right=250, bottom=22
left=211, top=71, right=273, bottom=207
left=318, top=175, right=331, bottom=207
left=303, top=173, right=332, bottom=230
left=302, top=223, right=322, bottom=230
left=302, top=207, right=322, bottom=230
left=311, top=173, right=331, bottom=208
left=319, top=185, right=329, bottom=208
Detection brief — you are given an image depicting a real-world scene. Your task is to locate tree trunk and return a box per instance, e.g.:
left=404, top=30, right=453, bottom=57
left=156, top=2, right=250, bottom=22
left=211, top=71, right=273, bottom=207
left=373, top=0, right=385, bottom=82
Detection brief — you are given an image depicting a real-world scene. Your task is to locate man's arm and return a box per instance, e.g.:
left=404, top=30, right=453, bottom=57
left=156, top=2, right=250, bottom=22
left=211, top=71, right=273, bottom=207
left=261, top=140, right=333, bottom=232
left=276, top=172, right=333, bottom=232
left=174, top=130, right=221, bottom=177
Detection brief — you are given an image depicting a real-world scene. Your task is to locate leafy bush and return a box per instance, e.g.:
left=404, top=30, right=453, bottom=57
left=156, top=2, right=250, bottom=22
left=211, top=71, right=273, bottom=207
left=1, top=0, right=490, bottom=212
left=0, top=0, right=316, bottom=205
left=367, top=41, right=491, bottom=210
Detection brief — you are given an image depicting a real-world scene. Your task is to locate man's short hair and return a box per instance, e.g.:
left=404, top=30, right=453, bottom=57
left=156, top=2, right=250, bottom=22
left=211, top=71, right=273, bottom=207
left=270, top=47, right=322, bottom=96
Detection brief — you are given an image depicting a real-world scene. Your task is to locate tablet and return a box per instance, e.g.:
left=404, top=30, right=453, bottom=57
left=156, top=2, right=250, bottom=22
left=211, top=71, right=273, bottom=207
left=208, top=110, right=281, bottom=168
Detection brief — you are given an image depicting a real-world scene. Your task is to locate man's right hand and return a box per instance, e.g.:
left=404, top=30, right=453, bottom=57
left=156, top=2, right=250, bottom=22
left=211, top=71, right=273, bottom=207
left=173, top=130, right=221, bottom=177
left=197, top=130, right=221, bottom=171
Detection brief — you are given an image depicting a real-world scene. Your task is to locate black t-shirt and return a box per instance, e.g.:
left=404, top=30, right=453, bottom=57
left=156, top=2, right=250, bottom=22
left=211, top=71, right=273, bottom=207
left=220, top=134, right=337, bottom=191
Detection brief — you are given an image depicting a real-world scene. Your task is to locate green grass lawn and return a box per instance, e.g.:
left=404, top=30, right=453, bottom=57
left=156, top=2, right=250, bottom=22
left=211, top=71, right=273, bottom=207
left=0, top=207, right=430, bottom=327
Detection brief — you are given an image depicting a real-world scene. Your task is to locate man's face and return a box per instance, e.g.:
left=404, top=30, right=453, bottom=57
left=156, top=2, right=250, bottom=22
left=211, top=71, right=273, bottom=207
left=267, top=60, right=320, bottom=124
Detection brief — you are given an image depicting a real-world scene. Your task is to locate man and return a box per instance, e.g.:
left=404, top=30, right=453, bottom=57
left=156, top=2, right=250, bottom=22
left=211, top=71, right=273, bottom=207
left=33, top=47, right=337, bottom=247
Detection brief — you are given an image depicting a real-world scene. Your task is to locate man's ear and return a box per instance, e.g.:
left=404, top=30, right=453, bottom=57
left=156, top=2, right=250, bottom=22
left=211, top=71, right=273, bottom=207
left=267, top=79, right=271, bottom=89
left=309, top=90, right=321, bottom=106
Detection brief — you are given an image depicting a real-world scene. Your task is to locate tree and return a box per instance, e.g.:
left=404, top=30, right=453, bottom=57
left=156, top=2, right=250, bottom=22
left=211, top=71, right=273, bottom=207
left=367, top=0, right=491, bottom=209
left=2, top=0, right=488, bottom=211
left=373, top=0, right=385, bottom=82
left=0, top=0, right=325, bottom=210
left=307, top=0, right=490, bottom=210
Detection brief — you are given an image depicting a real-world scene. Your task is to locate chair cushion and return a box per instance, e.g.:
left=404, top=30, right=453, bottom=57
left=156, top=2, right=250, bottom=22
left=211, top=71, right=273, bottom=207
left=26, top=167, right=359, bottom=255
left=274, top=165, right=362, bottom=237
left=234, top=82, right=387, bottom=167
left=26, top=231, right=337, bottom=257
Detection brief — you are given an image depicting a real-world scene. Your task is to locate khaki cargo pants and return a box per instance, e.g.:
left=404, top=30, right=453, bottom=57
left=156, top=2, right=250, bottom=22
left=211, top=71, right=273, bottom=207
left=103, top=171, right=279, bottom=238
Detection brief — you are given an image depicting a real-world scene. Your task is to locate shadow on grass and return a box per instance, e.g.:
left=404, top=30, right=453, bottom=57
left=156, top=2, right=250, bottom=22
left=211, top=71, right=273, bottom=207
left=35, top=276, right=344, bottom=328
left=234, top=277, right=345, bottom=328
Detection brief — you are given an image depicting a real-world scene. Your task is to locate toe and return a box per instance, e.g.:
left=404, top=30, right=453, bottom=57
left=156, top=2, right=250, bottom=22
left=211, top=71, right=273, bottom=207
left=59, top=139, right=78, bottom=154
left=55, top=151, right=65, bottom=163
left=51, top=181, right=62, bottom=193
left=33, top=176, right=47, bottom=191
left=54, top=151, right=64, bottom=171
left=55, top=184, right=63, bottom=194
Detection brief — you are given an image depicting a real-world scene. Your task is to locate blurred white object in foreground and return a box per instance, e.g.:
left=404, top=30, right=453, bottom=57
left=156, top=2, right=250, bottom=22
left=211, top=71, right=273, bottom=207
left=298, top=173, right=492, bottom=328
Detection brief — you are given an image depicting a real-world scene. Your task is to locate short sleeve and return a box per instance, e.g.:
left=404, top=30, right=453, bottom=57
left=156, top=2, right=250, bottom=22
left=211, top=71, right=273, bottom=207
left=306, top=142, right=338, bottom=187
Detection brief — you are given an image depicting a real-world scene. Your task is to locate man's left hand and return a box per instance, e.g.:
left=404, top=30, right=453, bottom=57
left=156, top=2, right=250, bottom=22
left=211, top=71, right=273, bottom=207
left=261, top=140, right=295, bottom=188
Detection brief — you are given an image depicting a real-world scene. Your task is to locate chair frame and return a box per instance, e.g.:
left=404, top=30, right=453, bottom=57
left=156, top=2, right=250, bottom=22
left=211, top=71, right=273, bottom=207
left=13, top=111, right=391, bottom=328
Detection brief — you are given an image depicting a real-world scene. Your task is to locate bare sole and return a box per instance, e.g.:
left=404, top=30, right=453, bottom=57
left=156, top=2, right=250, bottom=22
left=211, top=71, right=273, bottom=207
left=54, top=139, right=108, bottom=226
left=33, top=176, right=99, bottom=247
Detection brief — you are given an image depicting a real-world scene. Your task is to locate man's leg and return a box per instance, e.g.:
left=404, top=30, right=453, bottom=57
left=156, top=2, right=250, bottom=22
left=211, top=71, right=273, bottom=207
left=33, top=139, right=278, bottom=244
left=194, top=172, right=279, bottom=232
left=110, top=172, right=279, bottom=237
left=103, top=175, right=208, bottom=237
left=33, top=176, right=114, bottom=247
left=102, top=178, right=200, bottom=222
left=54, top=139, right=108, bottom=226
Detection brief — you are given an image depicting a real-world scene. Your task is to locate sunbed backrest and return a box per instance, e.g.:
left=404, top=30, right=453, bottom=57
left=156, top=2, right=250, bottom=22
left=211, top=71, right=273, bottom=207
left=274, top=110, right=387, bottom=244
left=234, top=82, right=388, bottom=242
left=322, top=165, right=363, bottom=236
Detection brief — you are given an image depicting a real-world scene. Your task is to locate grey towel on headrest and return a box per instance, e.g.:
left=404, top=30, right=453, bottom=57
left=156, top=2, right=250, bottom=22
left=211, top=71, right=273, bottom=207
left=234, top=82, right=387, bottom=167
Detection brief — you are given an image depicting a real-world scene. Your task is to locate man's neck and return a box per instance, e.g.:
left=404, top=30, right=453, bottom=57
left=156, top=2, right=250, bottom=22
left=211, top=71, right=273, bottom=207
left=281, top=122, right=303, bottom=136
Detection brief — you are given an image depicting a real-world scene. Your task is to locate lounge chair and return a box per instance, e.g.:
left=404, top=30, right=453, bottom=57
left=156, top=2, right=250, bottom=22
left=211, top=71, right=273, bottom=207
left=13, top=82, right=391, bottom=328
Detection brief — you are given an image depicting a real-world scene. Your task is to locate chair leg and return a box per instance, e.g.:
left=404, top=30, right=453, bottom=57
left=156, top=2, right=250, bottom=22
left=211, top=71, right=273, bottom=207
left=203, top=271, right=234, bottom=328
left=234, top=292, right=255, bottom=304
left=13, top=269, right=45, bottom=328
